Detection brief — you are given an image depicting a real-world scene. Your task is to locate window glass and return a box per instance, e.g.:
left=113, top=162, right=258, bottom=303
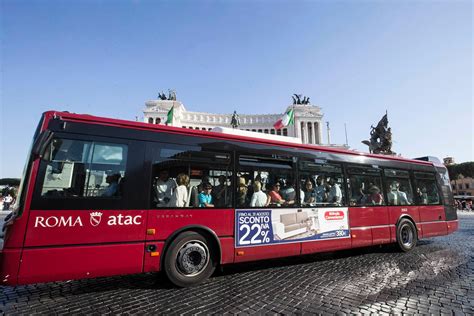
left=151, top=144, right=231, bottom=208
left=348, top=166, right=385, bottom=206
left=299, top=160, right=345, bottom=207
left=384, top=169, right=414, bottom=205
left=238, top=155, right=297, bottom=208
left=414, top=172, right=440, bottom=205
left=40, top=139, right=127, bottom=198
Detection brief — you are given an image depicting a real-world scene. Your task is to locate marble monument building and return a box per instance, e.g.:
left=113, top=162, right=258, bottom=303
left=143, top=96, right=328, bottom=146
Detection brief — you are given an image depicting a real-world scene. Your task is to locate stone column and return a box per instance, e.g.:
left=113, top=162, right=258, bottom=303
left=300, top=121, right=305, bottom=143
left=313, top=122, right=319, bottom=144
left=304, top=122, right=309, bottom=144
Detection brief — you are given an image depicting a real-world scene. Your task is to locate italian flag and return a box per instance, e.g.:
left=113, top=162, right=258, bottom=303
left=166, top=106, right=174, bottom=125
left=273, top=108, right=294, bottom=130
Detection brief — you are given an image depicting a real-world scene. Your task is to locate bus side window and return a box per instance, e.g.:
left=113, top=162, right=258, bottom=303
left=150, top=143, right=232, bottom=208
left=39, top=139, right=128, bottom=198
left=414, top=172, right=440, bottom=205
left=347, top=166, right=385, bottom=206
left=298, top=161, right=346, bottom=207
left=383, top=169, right=413, bottom=206
left=238, top=155, right=295, bottom=208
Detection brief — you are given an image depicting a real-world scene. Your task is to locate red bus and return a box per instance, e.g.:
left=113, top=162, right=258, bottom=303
left=1, top=111, right=458, bottom=287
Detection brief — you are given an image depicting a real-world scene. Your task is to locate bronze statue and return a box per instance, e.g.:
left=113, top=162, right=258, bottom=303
left=292, top=94, right=310, bottom=105
left=168, top=89, right=177, bottom=101
left=158, top=91, right=167, bottom=100
left=230, top=111, right=240, bottom=129
left=362, top=112, right=395, bottom=155
left=157, top=89, right=177, bottom=101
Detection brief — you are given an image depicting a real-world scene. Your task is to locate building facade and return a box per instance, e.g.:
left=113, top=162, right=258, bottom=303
left=143, top=99, right=328, bottom=145
left=451, top=177, right=474, bottom=197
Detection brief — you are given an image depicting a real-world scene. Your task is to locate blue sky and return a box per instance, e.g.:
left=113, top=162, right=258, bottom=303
left=1, top=0, right=472, bottom=178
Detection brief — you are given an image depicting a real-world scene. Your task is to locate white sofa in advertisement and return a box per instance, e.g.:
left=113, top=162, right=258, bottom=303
left=272, top=211, right=310, bottom=240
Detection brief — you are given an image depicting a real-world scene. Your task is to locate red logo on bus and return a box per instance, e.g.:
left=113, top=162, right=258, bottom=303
left=324, top=211, right=344, bottom=220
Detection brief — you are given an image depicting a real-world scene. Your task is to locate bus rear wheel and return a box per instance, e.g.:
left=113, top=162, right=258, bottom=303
left=396, top=218, right=417, bottom=252
left=164, top=231, right=216, bottom=287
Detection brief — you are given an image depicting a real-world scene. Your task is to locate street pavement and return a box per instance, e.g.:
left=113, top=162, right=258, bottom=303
left=1, top=212, right=473, bottom=314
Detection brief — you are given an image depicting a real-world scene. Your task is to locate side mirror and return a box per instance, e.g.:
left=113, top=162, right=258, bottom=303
left=32, top=130, right=53, bottom=160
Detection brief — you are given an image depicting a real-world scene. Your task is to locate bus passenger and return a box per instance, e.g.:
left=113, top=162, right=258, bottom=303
left=170, top=173, right=189, bottom=207
left=213, top=175, right=228, bottom=207
left=237, top=177, right=248, bottom=207
left=315, top=176, right=326, bottom=204
left=102, top=173, right=121, bottom=197
left=198, top=183, right=214, bottom=207
left=155, top=170, right=177, bottom=207
left=250, top=181, right=268, bottom=207
left=327, top=178, right=342, bottom=205
left=387, top=181, right=409, bottom=205
left=303, top=179, right=316, bottom=205
left=268, top=182, right=286, bottom=206
left=281, top=179, right=304, bottom=205
left=366, top=185, right=383, bottom=205
left=197, top=176, right=211, bottom=194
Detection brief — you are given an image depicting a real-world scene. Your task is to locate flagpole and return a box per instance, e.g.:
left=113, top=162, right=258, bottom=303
left=292, top=104, right=296, bottom=139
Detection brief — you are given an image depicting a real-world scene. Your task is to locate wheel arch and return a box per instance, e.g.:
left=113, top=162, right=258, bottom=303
left=161, top=225, right=222, bottom=268
left=396, top=214, right=419, bottom=239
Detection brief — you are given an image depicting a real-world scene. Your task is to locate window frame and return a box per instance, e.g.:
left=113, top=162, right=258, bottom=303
left=298, top=159, right=347, bottom=208
left=346, top=164, right=386, bottom=207
left=147, top=141, right=233, bottom=209
left=31, top=133, right=147, bottom=210
left=236, top=153, right=299, bottom=208
left=412, top=171, right=443, bottom=206
left=383, top=168, right=414, bottom=206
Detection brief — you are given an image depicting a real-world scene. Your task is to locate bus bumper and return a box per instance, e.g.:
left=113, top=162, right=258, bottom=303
left=0, top=248, right=21, bottom=286
left=447, top=220, right=459, bottom=235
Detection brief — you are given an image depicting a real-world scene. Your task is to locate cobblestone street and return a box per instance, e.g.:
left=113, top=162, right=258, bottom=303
left=1, top=212, right=473, bottom=314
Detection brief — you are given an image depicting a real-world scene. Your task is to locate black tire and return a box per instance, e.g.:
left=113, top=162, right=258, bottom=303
left=396, top=218, right=418, bottom=252
left=163, top=231, right=216, bottom=287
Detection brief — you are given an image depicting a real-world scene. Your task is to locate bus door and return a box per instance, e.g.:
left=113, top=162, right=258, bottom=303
left=20, top=135, right=148, bottom=284
left=414, top=172, right=447, bottom=238
left=143, top=142, right=235, bottom=271
left=234, top=154, right=301, bottom=262
left=347, top=165, right=390, bottom=247
left=298, top=160, right=351, bottom=254
left=385, top=169, right=420, bottom=241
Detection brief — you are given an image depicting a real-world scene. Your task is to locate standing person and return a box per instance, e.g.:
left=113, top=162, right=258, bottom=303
left=387, top=181, right=409, bottom=205
left=154, top=170, right=177, bottom=207
left=3, top=193, right=13, bottom=211
left=366, top=185, right=384, bottom=205
left=236, top=177, right=248, bottom=207
left=303, top=179, right=316, bottom=205
left=170, top=173, right=189, bottom=207
left=327, top=178, right=342, bottom=206
left=198, top=183, right=214, bottom=207
left=213, top=175, right=228, bottom=207
left=250, top=181, right=268, bottom=207
left=315, top=176, right=326, bottom=204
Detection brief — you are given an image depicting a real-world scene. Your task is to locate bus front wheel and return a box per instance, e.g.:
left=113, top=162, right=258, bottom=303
left=164, top=231, right=216, bottom=287
left=396, top=218, right=417, bottom=252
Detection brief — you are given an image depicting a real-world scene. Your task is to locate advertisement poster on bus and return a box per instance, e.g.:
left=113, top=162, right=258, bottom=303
left=235, top=208, right=349, bottom=247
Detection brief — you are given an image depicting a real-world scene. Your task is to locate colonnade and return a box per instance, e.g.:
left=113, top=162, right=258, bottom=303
left=299, top=121, right=321, bottom=145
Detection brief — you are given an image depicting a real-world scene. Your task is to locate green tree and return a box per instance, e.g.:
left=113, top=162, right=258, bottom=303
left=447, top=162, right=474, bottom=180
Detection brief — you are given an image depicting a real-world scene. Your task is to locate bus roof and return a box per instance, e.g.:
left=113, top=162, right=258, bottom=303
left=44, top=110, right=435, bottom=167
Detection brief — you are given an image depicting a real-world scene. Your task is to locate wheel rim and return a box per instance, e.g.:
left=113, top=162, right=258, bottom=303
left=176, top=240, right=210, bottom=277
left=400, top=224, right=414, bottom=247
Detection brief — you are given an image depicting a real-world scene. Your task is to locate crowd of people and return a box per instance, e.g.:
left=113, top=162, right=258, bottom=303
left=151, top=169, right=344, bottom=209
left=456, top=199, right=473, bottom=211
left=0, top=186, right=16, bottom=211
